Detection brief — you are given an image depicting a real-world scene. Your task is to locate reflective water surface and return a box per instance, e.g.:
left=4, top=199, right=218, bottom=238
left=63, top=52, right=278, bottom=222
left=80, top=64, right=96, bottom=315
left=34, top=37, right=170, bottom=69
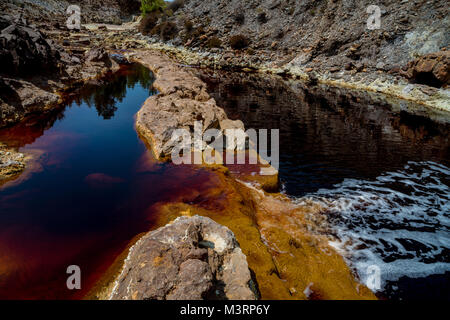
left=199, top=70, right=450, bottom=300
left=0, top=65, right=219, bottom=299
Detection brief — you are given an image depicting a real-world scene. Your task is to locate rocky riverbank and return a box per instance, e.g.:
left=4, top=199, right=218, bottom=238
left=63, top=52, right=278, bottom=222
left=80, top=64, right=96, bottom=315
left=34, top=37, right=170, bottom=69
left=130, top=49, right=279, bottom=191
left=143, top=42, right=450, bottom=116
left=3, top=0, right=448, bottom=123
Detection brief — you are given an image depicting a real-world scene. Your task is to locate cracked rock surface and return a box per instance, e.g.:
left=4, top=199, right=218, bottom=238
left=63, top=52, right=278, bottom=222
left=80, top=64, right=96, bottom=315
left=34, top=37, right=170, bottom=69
left=110, top=215, right=258, bottom=300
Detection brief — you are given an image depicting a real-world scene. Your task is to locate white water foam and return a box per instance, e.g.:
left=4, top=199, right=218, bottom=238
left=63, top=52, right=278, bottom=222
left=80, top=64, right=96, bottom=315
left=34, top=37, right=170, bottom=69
left=295, top=161, right=450, bottom=292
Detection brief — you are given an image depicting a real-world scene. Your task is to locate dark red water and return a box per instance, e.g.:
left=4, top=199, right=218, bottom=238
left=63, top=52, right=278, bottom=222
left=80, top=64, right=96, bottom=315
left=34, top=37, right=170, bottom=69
left=0, top=64, right=219, bottom=299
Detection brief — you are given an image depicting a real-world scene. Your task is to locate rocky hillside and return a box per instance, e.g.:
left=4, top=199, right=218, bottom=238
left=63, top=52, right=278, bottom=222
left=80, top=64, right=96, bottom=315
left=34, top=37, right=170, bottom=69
left=2, top=0, right=448, bottom=89
left=1, top=0, right=140, bottom=25
left=157, top=0, right=448, bottom=84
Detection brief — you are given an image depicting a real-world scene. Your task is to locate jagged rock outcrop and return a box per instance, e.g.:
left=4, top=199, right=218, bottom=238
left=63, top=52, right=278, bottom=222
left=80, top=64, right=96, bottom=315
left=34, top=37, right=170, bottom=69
left=0, top=15, right=61, bottom=75
left=110, top=215, right=258, bottom=300
left=0, top=0, right=141, bottom=26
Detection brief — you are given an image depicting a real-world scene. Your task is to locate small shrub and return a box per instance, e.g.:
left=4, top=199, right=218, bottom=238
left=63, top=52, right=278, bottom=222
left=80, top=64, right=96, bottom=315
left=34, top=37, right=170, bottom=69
left=151, top=21, right=178, bottom=40
left=234, top=12, right=245, bottom=25
left=207, top=36, right=222, bottom=48
left=140, top=0, right=165, bottom=16
left=229, top=35, right=249, bottom=50
left=257, top=12, right=268, bottom=24
left=139, top=12, right=160, bottom=35
left=168, top=0, right=185, bottom=13
left=164, top=9, right=174, bottom=17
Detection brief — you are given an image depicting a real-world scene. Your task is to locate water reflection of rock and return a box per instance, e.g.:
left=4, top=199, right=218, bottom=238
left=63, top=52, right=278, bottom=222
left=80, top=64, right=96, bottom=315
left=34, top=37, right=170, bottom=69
left=0, top=64, right=155, bottom=149
left=0, top=64, right=155, bottom=187
left=64, top=64, right=156, bottom=120
left=198, top=70, right=449, bottom=196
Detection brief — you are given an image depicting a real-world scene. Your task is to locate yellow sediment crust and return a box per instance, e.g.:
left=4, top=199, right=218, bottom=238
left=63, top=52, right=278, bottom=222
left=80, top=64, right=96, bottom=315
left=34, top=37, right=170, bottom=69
left=91, top=166, right=375, bottom=300
left=148, top=170, right=376, bottom=300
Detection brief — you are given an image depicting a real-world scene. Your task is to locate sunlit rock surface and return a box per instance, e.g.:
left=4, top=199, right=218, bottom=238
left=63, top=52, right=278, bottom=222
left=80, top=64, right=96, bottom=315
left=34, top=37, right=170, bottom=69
left=0, top=143, right=25, bottom=184
left=109, top=215, right=258, bottom=300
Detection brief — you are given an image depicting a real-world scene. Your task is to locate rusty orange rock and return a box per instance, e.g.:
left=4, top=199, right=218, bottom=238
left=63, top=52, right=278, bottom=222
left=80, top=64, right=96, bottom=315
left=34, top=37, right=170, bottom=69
left=405, top=51, right=450, bottom=87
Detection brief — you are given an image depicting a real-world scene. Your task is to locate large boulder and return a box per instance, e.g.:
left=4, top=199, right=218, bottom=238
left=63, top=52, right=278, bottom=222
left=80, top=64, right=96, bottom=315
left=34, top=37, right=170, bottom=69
left=0, top=76, right=60, bottom=127
left=404, top=51, right=450, bottom=88
left=110, top=215, right=258, bottom=300
left=85, top=47, right=110, bottom=63
left=0, top=15, right=61, bottom=76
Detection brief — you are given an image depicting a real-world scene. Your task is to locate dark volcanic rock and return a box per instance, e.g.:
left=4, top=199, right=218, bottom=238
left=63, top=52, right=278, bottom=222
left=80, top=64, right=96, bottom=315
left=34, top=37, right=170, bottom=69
left=110, top=215, right=258, bottom=300
left=0, top=16, right=61, bottom=76
left=85, top=47, right=109, bottom=63
left=0, top=15, right=64, bottom=127
left=111, top=53, right=131, bottom=65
